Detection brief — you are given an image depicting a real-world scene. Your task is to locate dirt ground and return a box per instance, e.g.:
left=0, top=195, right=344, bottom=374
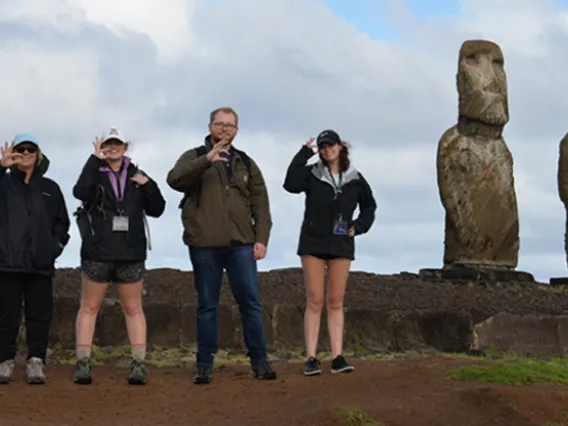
left=1, top=356, right=567, bottom=426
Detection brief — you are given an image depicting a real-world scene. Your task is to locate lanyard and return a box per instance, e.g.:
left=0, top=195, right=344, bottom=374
left=327, top=167, right=344, bottom=221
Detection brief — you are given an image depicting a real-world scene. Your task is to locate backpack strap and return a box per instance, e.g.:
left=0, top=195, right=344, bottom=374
left=178, top=145, right=208, bottom=209
left=234, top=148, right=252, bottom=175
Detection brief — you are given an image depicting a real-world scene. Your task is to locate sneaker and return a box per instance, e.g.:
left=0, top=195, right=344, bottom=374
left=27, top=357, right=46, bottom=384
left=193, top=364, right=213, bottom=385
left=303, top=357, right=322, bottom=376
left=331, top=355, right=355, bottom=374
left=252, top=359, right=277, bottom=380
left=74, top=359, right=93, bottom=385
left=0, top=359, right=15, bottom=384
left=128, top=360, right=147, bottom=385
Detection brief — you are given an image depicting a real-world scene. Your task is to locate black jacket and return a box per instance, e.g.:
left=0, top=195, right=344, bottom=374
left=283, top=145, right=377, bottom=260
left=73, top=154, right=166, bottom=262
left=0, top=155, right=70, bottom=276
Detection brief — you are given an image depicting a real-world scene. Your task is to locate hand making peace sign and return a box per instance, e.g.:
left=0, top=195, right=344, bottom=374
left=0, top=141, right=22, bottom=168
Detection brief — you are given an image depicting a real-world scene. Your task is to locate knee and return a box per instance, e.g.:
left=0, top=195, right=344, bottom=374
left=326, top=296, right=344, bottom=311
left=79, top=302, right=101, bottom=317
left=306, top=297, right=324, bottom=313
left=121, top=299, right=143, bottom=317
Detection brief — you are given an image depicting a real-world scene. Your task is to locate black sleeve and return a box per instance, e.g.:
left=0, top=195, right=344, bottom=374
left=283, top=145, right=315, bottom=194
left=140, top=176, right=166, bottom=218
left=53, top=183, right=71, bottom=252
left=352, top=173, right=377, bottom=235
left=72, top=154, right=102, bottom=204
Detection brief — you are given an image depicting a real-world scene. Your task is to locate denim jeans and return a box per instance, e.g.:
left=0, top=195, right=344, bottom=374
left=189, top=244, right=267, bottom=367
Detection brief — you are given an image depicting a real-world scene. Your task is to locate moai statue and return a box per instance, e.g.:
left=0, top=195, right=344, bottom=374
left=421, top=39, right=533, bottom=282
left=558, top=134, right=568, bottom=268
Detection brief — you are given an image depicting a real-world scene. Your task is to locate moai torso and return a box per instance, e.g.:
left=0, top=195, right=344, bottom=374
left=437, top=40, right=519, bottom=269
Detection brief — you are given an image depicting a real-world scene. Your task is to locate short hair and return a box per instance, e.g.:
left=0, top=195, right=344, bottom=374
left=209, top=106, right=239, bottom=125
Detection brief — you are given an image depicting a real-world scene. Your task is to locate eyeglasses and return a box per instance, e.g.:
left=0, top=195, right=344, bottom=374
left=14, top=145, right=38, bottom=154
left=212, top=122, right=237, bottom=130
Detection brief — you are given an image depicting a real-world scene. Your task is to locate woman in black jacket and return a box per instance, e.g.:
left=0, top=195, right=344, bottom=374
left=283, top=129, right=376, bottom=376
left=72, top=127, right=165, bottom=386
left=0, top=135, right=70, bottom=385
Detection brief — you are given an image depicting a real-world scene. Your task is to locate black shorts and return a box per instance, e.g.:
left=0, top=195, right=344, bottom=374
left=81, top=260, right=145, bottom=283
left=302, top=253, right=345, bottom=261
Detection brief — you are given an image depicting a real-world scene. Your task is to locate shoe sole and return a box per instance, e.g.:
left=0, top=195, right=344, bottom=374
left=304, top=369, right=322, bottom=376
left=74, top=377, right=93, bottom=385
left=331, top=366, right=355, bottom=374
left=28, top=378, right=46, bottom=385
left=0, top=378, right=10, bottom=384
left=193, top=378, right=212, bottom=384
left=128, top=378, right=147, bottom=385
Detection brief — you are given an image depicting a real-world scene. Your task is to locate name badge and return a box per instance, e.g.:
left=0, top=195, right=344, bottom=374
left=333, top=219, right=348, bottom=235
left=112, top=216, right=129, bottom=232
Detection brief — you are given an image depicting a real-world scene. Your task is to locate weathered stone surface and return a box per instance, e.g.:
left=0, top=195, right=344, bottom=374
left=558, top=133, right=568, bottom=267
left=549, top=277, right=568, bottom=286
left=180, top=304, right=234, bottom=349
left=420, top=266, right=534, bottom=282
left=437, top=39, right=520, bottom=270
left=272, top=304, right=303, bottom=348
left=471, top=313, right=568, bottom=357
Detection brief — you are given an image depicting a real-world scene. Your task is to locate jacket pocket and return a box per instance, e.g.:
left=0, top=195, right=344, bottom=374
left=33, top=236, right=62, bottom=270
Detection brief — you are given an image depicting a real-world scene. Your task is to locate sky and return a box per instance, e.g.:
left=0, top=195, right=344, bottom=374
left=1, top=0, right=568, bottom=283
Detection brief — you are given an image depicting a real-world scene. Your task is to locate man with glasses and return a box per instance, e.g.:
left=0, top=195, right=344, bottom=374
left=167, top=107, right=276, bottom=384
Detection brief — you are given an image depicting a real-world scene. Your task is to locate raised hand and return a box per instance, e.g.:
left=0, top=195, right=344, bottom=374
left=206, top=140, right=231, bottom=163
left=131, top=172, right=149, bottom=186
left=93, top=134, right=108, bottom=159
left=0, top=141, right=21, bottom=168
left=305, top=137, right=317, bottom=154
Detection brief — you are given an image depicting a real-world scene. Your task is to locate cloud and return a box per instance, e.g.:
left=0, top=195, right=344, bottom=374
left=1, top=0, right=568, bottom=283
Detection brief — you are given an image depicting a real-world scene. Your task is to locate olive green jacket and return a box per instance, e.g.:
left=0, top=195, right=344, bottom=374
left=166, top=137, right=272, bottom=248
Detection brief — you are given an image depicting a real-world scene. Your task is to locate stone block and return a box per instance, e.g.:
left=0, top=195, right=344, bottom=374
left=471, top=312, right=566, bottom=357
left=272, top=304, right=304, bottom=348
left=180, top=304, right=235, bottom=349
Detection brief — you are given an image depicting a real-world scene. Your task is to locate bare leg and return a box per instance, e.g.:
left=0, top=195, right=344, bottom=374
left=301, top=255, right=327, bottom=358
left=326, top=258, right=351, bottom=358
left=116, top=281, right=146, bottom=360
left=75, top=274, right=109, bottom=359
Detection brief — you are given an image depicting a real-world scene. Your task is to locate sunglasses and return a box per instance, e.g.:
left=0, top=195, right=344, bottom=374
left=14, top=145, right=38, bottom=154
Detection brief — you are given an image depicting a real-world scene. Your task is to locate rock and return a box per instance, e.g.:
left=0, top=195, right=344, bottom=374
left=437, top=39, right=520, bottom=270
left=471, top=312, right=568, bottom=357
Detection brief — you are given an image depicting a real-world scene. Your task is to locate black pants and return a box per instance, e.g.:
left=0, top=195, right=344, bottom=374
left=0, top=272, right=53, bottom=363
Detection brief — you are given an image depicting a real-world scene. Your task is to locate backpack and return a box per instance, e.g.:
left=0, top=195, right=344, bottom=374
left=178, top=145, right=252, bottom=209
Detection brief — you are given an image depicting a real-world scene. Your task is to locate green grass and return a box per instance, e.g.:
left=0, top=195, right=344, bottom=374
left=334, top=408, right=382, bottom=426
left=447, top=357, right=568, bottom=385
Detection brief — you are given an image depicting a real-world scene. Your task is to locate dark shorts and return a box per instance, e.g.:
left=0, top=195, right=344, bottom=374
left=302, top=253, right=346, bottom=261
left=81, top=260, right=145, bottom=283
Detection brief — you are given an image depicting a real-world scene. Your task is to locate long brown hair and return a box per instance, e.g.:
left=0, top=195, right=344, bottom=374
left=320, top=140, right=351, bottom=172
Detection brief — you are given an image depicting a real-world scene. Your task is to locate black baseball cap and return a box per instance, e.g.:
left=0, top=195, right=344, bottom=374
left=316, top=129, right=341, bottom=147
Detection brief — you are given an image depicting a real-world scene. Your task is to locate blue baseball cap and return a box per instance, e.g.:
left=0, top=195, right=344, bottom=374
left=13, top=133, right=39, bottom=147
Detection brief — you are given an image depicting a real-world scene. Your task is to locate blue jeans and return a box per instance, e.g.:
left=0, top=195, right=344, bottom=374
left=189, top=244, right=267, bottom=367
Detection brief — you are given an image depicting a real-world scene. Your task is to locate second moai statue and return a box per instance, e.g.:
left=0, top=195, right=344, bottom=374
left=422, top=39, right=533, bottom=282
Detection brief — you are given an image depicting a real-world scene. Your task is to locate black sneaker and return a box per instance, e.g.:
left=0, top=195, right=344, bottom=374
left=331, top=355, right=355, bottom=374
left=193, top=365, right=213, bottom=384
left=128, top=360, right=147, bottom=385
left=252, top=360, right=277, bottom=380
left=74, top=359, right=93, bottom=385
left=303, top=357, right=322, bottom=376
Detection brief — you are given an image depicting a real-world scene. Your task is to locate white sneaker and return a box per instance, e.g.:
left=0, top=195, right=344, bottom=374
left=0, top=359, right=15, bottom=384
left=27, top=357, right=46, bottom=384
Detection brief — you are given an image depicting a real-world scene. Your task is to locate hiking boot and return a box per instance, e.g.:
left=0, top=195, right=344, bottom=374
left=128, top=360, right=147, bottom=385
left=303, top=357, right=322, bottom=376
left=27, top=357, right=46, bottom=384
left=74, top=359, right=93, bottom=385
left=331, top=355, right=355, bottom=374
left=0, top=359, right=15, bottom=384
left=252, top=359, right=277, bottom=380
left=193, top=364, right=213, bottom=385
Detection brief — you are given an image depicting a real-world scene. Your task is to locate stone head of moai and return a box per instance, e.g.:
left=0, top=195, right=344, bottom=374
left=457, top=40, right=509, bottom=127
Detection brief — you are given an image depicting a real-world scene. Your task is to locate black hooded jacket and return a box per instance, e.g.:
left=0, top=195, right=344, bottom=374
left=283, top=145, right=377, bottom=260
left=0, top=155, right=70, bottom=276
left=73, top=154, right=166, bottom=262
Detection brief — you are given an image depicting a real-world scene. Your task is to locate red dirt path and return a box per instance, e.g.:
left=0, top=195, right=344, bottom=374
left=1, top=357, right=567, bottom=426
